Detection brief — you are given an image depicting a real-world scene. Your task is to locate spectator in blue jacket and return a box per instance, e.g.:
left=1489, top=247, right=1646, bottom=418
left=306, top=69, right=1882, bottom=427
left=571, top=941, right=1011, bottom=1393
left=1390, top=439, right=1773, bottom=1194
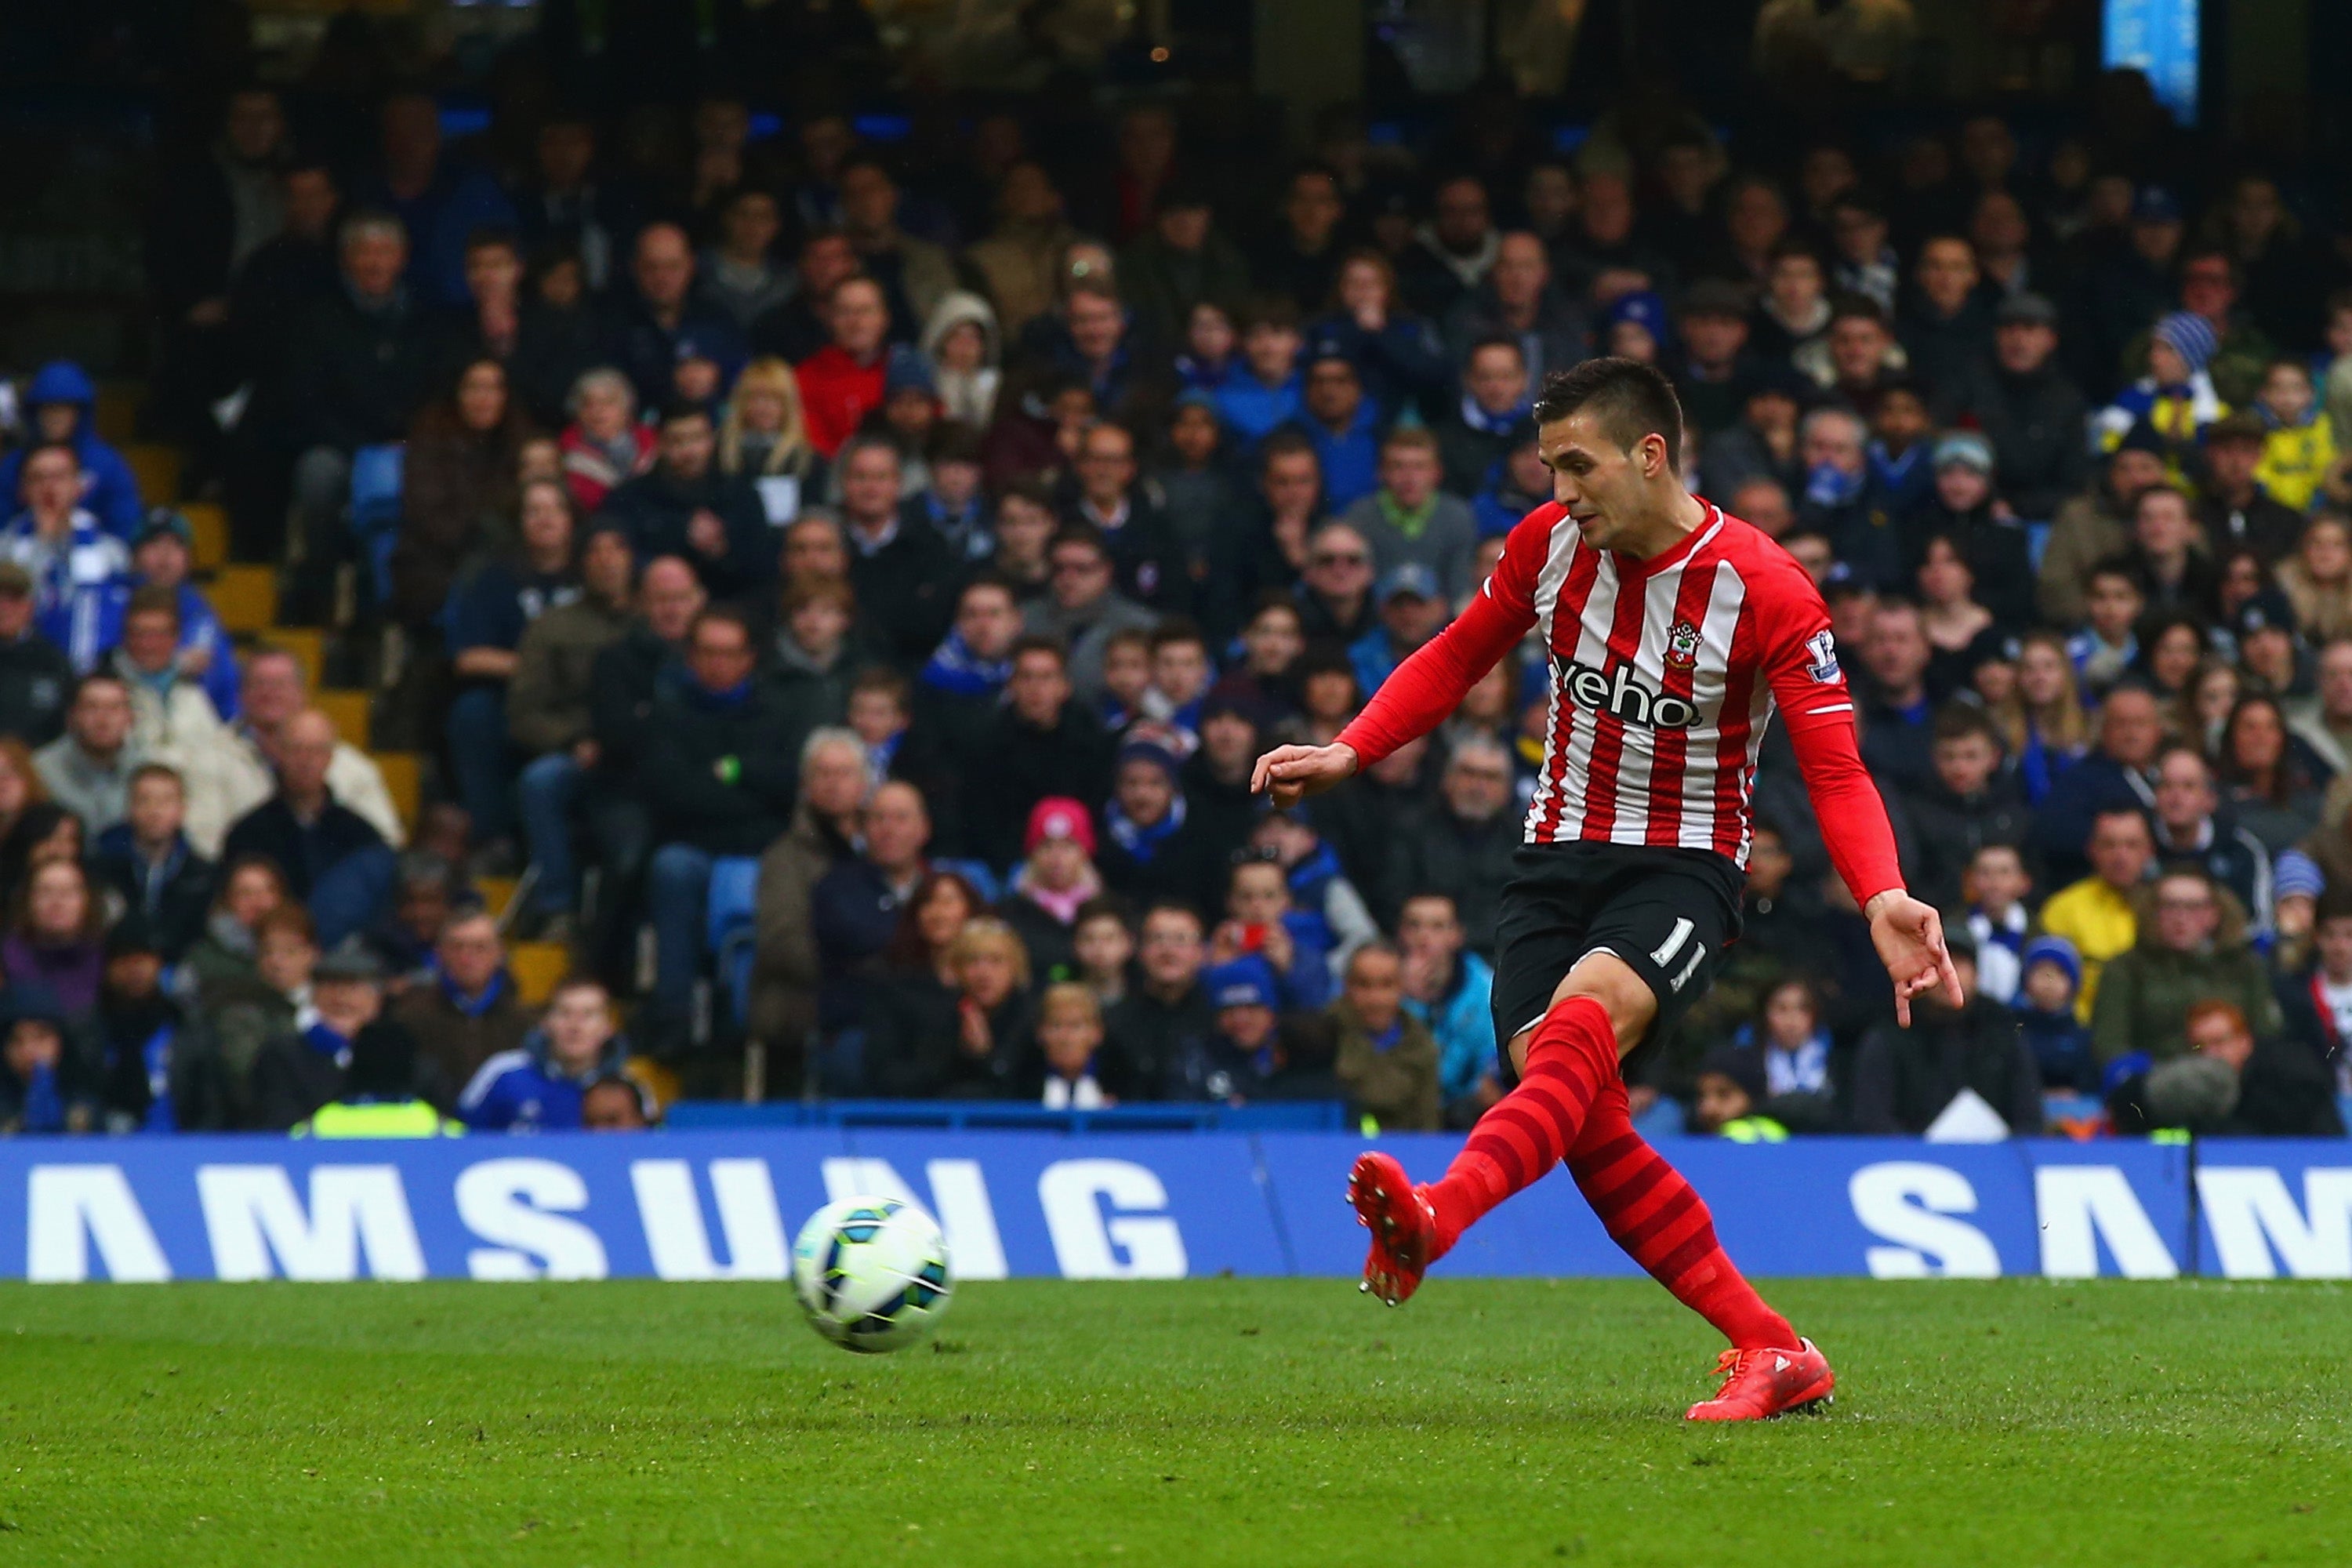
left=0, top=443, right=131, bottom=671
left=1351, top=563, right=1448, bottom=695
left=458, top=975, right=628, bottom=1131
left=0, top=362, right=143, bottom=538
left=1211, top=299, right=1305, bottom=445
left=1292, top=350, right=1384, bottom=510
left=103, top=512, right=238, bottom=720
left=1396, top=891, right=1497, bottom=1127
left=1208, top=855, right=1332, bottom=1012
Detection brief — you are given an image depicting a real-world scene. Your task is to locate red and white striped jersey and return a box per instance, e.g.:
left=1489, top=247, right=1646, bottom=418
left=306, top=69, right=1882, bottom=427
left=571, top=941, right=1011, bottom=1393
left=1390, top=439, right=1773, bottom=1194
left=1338, top=499, right=1901, bottom=901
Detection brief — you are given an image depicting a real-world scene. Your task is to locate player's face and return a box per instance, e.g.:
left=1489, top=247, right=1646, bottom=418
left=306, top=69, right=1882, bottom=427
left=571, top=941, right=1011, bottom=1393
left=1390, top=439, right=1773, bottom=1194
left=1538, top=411, right=1668, bottom=550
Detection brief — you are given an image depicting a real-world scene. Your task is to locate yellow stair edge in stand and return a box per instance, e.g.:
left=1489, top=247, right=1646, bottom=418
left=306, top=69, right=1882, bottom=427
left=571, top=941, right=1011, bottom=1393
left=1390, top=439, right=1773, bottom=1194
left=372, top=751, right=420, bottom=833
left=509, top=941, right=570, bottom=1007
left=212, top=566, right=278, bottom=635
left=477, top=876, right=519, bottom=922
left=180, top=502, right=229, bottom=572
left=316, top=690, right=370, bottom=750
left=269, top=628, right=325, bottom=693
left=94, top=383, right=143, bottom=445
left=125, top=444, right=183, bottom=508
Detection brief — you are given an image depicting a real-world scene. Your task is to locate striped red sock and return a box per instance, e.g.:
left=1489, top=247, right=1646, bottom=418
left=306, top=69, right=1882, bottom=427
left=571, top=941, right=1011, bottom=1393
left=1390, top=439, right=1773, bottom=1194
left=1423, top=995, right=1619, bottom=1257
left=1565, top=1081, right=1795, bottom=1351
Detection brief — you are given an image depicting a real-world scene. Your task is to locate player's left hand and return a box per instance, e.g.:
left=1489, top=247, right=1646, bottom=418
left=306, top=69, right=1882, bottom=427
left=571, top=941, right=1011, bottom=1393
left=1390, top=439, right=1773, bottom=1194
left=1864, top=891, right=1965, bottom=1027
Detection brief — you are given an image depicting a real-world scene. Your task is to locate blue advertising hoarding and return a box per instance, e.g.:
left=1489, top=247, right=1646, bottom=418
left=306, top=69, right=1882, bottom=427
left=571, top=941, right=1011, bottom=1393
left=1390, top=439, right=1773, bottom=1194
left=0, top=1130, right=2321, bottom=1283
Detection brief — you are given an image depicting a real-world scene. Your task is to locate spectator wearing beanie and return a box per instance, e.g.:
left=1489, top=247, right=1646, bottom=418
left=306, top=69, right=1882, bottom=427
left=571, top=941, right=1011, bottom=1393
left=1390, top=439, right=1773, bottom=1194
left=2092, top=311, right=2227, bottom=484
left=2013, top=934, right=2095, bottom=1093
left=1001, top=797, right=1105, bottom=985
left=0, top=362, right=143, bottom=539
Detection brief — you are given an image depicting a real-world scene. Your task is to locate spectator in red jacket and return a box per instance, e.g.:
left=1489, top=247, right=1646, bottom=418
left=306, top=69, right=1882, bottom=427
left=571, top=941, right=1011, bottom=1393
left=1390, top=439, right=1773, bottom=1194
left=797, top=277, right=894, bottom=459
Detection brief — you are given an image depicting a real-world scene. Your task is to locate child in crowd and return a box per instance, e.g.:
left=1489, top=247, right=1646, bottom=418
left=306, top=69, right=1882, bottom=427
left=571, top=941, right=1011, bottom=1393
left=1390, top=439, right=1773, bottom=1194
left=1210, top=857, right=1333, bottom=1011
left=1964, top=844, right=2034, bottom=1004
left=1174, top=300, right=1237, bottom=392
left=1690, top=1046, right=1786, bottom=1141
left=1098, top=628, right=1154, bottom=734
left=1036, top=982, right=1111, bottom=1109
left=1071, top=898, right=1135, bottom=1009
left=1214, top=300, right=1305, bottom=442
left=1249, top=805, right=1379, bottom=984
left=2013, top=935, right=2095, bottom=1092
left=2252, top=358, right=2337, bottom=513
left=2092, top=312, right=2227, bottom=483
left=1866, top=378, right=1936, bottom=518
left=2066, top=561, right=2143, bottom=697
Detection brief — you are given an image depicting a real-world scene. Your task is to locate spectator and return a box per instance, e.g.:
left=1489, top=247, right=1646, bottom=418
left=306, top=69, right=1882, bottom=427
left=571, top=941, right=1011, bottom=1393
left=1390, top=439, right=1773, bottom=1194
left=2063, top=561, right=2144, bottom=700
left=907, top=423, right=995, bottom=564
left=602, top=221, right=746, bottom=409
left=2250, top=358, right=2336, bottom=513
left=0, top=362, right=142, bottom=539
left=216, top=649, right=405, bottom=856
left=1795, top=294, right=1907, bottom=408
left=2038, top=806, right=2155, bottom=1022
left=923, top=292, right=1004, bottom=430
left=639, top=608, right=797, bottom=1048
left=1896, top=234, right=1996, bottom=420
left=2198, top=412, right=2304, bottom=566
left=5, top=858, right=107, bottom=1022
left=1689, top=1047, right=1784, bottom=1140
left=866, top=916, right=1031, bottom=1099
left=2148, top=743, right=2274, bottom=931
left=1098, top=726, right=1221, bottom=917
left=718, top=358, right=819, bottom=527
left=94, top=915, right=226, bottom=1133
left=1254, top=164, right=1348, bottom=317
left=279, top=212, right=438, bottom=563
left=1211, top=300, right=1306, bottom=445
left=1349, top=564, right=1448, bottom=704
left=1438, top=339, right=1533, bottom=499
left=1209, top=855, right=1336, bottom=1011
left=827, top=434, right=955, bottom=668
left=1962, top=842, right=2034, bottom=1004
left=1383, top=735, right=1516, bottom=947
left=387, top=909, right=532, bottom=1091
left=1398, top=174, right=1500, bottom=321
left=797, top=278, right=895, bottom=460
left=1105, top=901, right=1214, bottom=1098
left=1120, top=179, right=1251, bottom=350
left=90, top=762, right=215, bottom=964
left=1901, top=704, right=2031, bottom=909
left=1062, top=422, right=1189, bottom=617
left=1855, top=599, right=1935, bottom=793
left=1072, top=898, right=1138, bottom=1011
left=2013, top=935, right=2095, bottom=1092
left=599, top=402, right=771, bottom=601
left=458, top=975, right=630, bottom=1132
left=964, top=163, right=1081, bottom=340
left=1022, top=527, right=1160, bottom=706
left=746, top=728, right=866, bottom=1082
left=837, top=155, right=957, bottom=334
left=0, top=986, right=100, bottom=1134
left=2277, top=892, right=2352, bottom=1074
left=2094, top=312, right=2227, bottom=477
left=220, top=708, right=394, bottom=948
left=1173, top=953, right=1334, bottom=1104
left=1396, top=891, right=1497, bottom=1127
left=1795, top=405, right=1898, bottom=590
left=557, top=368, right=655, bottom=514
left=34, top=673, right=140, bottom=836
left=249, top=943, right=413, bottom=1131
left=1327, top=941, right=1439, bottom=1131
left=582, top=1075, right=655, bottom=1131
left=1849, top=934, right=2044, bottom=1134
left=393, top=358, right=536, bottom=626
left=1344, top=428, right=1477, bottom=603
left=1443, top=232, right=1587, bottom=394
left=808, top=779, right=932, bottom=1044
left=962, top=637, right=1112, bottom=873
left=2034, top=683, right=2165, bottom=886
left=2278, top=514, right=2352, bottom=645
left=2122, top=997, right=2344, bottom=1138
left=1699, top=374, right=1806, bottom=504
left=1740, top=975, right=1838, bottom=1131
left=1033, top=982, right=1116, bottom=1108
left=1000, top=797, right=1105, bottom=985
left=2, top=442, right=131, bottom=672
left=2093, top=867, right=2281, bottom=1065
left=1911, top=434, right=2034, bottom=630
left=178, top=855, right=289, bottom=1006
left=0, top=562, right=74, bottom=747
left=441, top=477, right=581, bottom=857
left=1474, top=427, right=1552, bottom=541
left=1305, top=249, right=1453, bottom=421
left=509, top=520, right=635, bottom=936
left=2217, top=694, right=2328, bottom=855
left=697, top=187, right=793, bottom=332
left=112, top=512, right=238, bottom=723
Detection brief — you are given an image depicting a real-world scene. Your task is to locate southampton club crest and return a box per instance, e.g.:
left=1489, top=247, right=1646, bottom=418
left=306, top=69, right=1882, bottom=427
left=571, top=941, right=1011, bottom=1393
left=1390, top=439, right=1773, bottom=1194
left=1664, top=619, right=1702, bottom=671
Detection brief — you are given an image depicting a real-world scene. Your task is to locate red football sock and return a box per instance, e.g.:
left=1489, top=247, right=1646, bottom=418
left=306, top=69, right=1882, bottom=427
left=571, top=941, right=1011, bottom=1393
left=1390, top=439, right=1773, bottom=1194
left=1565, top=1082, right=1796, bottom=1351
left=1423, top=995, right=1620, bottom=1257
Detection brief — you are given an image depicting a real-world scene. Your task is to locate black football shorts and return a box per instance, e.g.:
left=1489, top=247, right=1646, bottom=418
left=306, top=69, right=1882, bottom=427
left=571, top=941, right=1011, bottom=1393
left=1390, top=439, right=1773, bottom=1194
left=1487, top=840, right=1746, bottom=1085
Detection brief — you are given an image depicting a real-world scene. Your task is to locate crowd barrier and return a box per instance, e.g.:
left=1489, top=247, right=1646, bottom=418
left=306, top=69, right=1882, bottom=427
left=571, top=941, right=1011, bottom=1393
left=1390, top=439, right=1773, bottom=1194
left=2, top=1131, right=2347, bottom=1283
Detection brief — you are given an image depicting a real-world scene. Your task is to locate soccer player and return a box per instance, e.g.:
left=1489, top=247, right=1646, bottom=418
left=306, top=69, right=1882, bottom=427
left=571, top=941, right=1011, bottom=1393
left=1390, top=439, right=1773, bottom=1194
left=1251, top=358, right=1959, bottom=1421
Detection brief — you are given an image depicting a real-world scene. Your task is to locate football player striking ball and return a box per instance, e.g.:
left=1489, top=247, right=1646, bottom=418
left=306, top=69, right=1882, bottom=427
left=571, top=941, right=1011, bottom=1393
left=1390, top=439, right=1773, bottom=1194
left=1252, top=358, right=1959, bottom=1421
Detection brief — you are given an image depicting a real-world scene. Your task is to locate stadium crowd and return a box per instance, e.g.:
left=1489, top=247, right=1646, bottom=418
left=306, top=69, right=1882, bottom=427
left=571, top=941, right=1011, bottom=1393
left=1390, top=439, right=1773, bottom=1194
left=0, top=34, right=2347, bottom=1142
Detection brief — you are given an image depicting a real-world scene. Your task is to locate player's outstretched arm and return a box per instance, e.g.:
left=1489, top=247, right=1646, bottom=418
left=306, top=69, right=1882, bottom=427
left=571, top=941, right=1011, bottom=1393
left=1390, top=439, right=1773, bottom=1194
left=1864, top=890, right=1966, bottom=1028
left=1251, top=742, right=1359, bottom=809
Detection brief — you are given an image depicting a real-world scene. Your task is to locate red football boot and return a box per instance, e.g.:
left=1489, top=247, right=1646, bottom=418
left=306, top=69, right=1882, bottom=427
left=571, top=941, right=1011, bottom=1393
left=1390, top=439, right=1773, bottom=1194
left=1685, top=1338, right=1836, bottom=1421
left=1347, top=1152, right=1439, bottom=1306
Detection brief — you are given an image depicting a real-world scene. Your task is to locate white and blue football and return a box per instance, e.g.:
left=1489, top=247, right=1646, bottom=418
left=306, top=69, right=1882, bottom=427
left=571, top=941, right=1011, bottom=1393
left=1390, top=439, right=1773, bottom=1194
left=791, top=1196, right=953, bottom=1353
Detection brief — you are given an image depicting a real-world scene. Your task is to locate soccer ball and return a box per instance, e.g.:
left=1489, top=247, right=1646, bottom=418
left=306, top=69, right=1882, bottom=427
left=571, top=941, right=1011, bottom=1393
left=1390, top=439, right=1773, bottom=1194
left=791, top=1197, right=953, bottom=1353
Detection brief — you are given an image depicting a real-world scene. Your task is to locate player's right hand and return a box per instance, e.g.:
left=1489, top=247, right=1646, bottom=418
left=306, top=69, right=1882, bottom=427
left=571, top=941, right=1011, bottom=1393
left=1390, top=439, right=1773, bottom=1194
left=1250, top=742, right=1359, bottom=809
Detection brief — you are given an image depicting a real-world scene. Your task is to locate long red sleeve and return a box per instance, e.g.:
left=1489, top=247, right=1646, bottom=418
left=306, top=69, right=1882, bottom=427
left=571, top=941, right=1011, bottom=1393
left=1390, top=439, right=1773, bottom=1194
left=1334, top=580, right=1534, bottom=765
left=1761, top=599, right=1907, bottom=909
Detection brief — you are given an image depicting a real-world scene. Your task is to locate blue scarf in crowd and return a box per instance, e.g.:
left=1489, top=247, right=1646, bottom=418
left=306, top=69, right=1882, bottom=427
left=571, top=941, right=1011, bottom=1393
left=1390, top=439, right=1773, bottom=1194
left=18, top=1063, right=63, bottom=1133
left=1105, top=793, right=1186, bottom=865
left=302, top=1022, right=354, bottom=1067
left=920, top=627, right=1013, bottom=699
left=1457, top=393, right=1530, bottom=437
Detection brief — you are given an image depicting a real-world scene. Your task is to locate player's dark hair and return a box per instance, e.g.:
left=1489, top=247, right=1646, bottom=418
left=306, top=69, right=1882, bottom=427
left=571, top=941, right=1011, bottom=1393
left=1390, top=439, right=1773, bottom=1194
left=1532, top=358, right=1686, bottom=474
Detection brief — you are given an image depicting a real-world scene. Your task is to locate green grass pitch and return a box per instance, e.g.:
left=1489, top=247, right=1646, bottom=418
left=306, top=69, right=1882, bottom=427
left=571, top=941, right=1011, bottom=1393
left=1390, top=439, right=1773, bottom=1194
left=0, top=1277, right=2343, bottom=1565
